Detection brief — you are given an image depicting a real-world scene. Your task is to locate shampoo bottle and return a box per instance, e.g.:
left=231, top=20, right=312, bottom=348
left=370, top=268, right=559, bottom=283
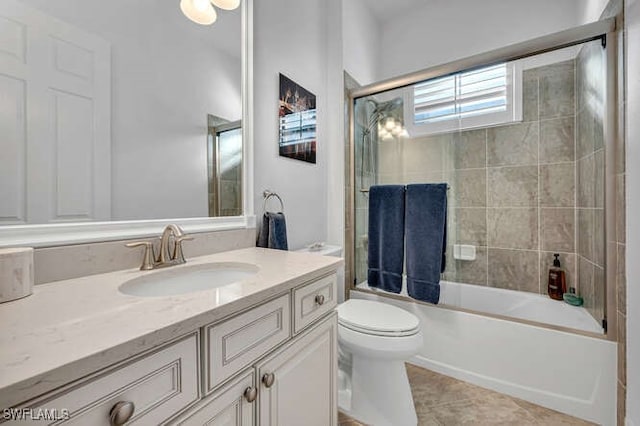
left=548, top=253, right=566, bottom=300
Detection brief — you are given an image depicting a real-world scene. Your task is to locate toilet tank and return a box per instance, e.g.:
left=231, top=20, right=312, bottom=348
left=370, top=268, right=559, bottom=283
left=296, top=245, right=345, bottom=303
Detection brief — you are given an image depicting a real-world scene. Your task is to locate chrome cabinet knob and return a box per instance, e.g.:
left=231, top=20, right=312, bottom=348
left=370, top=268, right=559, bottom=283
left=244, top=386, right=257, bottom=403
left=315, top=294, right=325, bottom=306
left=262, top=372, right=275, bottom=388
left=109, top=401, right=135, bottom=425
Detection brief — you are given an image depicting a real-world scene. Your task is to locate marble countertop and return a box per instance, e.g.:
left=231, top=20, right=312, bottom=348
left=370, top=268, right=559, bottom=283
left=0, top=247, right=342, bottom=408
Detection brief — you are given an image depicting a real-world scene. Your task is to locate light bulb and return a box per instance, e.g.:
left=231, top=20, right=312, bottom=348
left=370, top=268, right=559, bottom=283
left=193, top=0, right=209, bottom=11
left=400, top=129, right=410, bottom=138
left=385, top=117, right=395, bottom=131
left=391, top=126, right=401, bottom=136
left=211, top=0, right=241, bottom=10
left=181, top=0, right=217, bottom=25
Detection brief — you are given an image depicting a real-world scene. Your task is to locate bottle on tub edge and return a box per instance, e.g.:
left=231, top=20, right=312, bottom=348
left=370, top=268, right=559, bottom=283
left=548, top=253, right=566, bottom=301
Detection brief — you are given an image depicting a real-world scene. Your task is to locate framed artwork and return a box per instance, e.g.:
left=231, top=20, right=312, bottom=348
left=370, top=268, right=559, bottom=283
left=278, top=73, right=317, bottom=164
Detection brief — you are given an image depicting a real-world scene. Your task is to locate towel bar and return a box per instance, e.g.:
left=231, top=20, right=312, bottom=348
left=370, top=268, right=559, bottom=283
left=263, top=190, right=285, bottom=213
left=359, top=185, right=450, bottom=193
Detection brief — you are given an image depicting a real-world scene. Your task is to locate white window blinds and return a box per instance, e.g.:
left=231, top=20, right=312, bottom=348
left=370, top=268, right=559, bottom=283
left=413, top=64, right=508, bottom=125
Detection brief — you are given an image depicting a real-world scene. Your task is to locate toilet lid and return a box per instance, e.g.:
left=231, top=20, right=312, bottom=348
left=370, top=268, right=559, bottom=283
left=337, top=299, right=420, bottom=337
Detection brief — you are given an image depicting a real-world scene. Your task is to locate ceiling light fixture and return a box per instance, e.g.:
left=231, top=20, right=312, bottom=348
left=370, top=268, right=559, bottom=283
left=211, top=0, right=241, bottom=11
left=180, top=0, right=217, bottom=25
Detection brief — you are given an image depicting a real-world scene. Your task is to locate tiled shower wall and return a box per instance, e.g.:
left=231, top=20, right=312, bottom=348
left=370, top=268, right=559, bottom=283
left=576, top=42, right=607, bottom=324
left=354, top=97, right=378, bottom=284
left=374, top=60, right=584, bottom=297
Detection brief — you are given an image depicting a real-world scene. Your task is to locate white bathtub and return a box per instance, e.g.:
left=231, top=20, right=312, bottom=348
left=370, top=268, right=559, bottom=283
left=359, top=280, right=603, bottom=334
left=353, top=281, right=617, bottom=425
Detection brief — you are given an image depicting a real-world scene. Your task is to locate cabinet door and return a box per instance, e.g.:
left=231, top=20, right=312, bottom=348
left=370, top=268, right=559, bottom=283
left=172, top=371, right=255, bottom=426
left=256, top=314, right=337, bottom=426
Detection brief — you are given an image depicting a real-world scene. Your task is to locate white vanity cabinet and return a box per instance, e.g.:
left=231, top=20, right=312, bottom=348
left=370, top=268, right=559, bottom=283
left=256, top=315, right=337, bottom=426
left=171, top=314, right=337, bottom=426
left=10, top=272, right=338, bottom=426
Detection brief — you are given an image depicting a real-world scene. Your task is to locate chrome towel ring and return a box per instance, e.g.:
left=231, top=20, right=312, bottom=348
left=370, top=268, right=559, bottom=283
left=263, top=190, right=285, bottom=213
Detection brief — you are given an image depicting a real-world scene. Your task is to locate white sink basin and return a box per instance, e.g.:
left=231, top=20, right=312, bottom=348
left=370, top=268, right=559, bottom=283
left=119, top=262, right=259, bottom=297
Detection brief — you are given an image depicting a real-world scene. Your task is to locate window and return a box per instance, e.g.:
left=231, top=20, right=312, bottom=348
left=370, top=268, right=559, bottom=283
left=405, top=63, right=522, bottom=136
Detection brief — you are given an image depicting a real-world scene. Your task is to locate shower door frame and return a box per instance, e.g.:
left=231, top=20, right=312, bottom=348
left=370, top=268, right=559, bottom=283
left=347, top=17, right=620, bottom=341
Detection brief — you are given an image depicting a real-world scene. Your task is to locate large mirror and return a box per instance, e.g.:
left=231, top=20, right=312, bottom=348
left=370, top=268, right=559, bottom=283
left=0, top=0, right=245, bottom=228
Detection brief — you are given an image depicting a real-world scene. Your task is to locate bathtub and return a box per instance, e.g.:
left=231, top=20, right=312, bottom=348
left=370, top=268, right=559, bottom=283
left=352, top=281, right=617, bottom=425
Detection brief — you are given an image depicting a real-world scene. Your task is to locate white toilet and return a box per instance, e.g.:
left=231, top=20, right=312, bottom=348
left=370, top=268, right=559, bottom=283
left=337, top=299, right=422, bottom=426
left=296, top=245, right=422, bottom=426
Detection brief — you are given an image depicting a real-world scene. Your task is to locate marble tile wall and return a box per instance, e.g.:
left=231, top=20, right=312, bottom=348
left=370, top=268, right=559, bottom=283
left=353, top=98, right=378, bottom=285
left=442, top=60, right=578, bottom=295
left=354, top=60, right=588, bottom=297
left=576, top=42, right=607, bottom=324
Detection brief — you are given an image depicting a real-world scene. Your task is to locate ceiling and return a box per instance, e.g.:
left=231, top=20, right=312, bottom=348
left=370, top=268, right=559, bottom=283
left=364, top=0, right=429, bottom=22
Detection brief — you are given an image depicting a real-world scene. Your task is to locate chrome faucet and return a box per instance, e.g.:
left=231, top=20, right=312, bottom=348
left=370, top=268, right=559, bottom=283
left=158, top=224, right=192, bottom=266
left=126, top=224, right=193, bottom=270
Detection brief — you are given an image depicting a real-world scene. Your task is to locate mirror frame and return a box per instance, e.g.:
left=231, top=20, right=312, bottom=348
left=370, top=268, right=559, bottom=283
left=0, top=0, right=255, bottom=248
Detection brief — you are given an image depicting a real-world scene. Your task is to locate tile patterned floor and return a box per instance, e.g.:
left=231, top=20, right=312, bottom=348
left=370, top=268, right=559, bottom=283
left=338, top=364, right=595, bottom=426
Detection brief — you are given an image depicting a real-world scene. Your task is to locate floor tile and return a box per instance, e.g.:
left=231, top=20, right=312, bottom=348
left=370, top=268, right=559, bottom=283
left=405, top=364, right=594, bottom=426
left=340, top=364, right=592, bottom=425
left=422, top=394, right=539, bottom=425
left=512, top=398, right=595, bottom=425
left=407, top=364, right=487, bottom=408
left=338, top=411, right=368, bottom=426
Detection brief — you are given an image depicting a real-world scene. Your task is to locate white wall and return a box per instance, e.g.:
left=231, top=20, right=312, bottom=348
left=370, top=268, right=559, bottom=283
left=342, top=0, right=380, bottom=85
left=326, top=0, right=346, bottom=248
left=253, top=0, right=331, bottom=250
left=377, top=0, right=584, bottom=79
left=20, top=0, right=242, bottom=220
left=625, top=0, right=640, bottom=422
left=582, top=0, right=612, bottom=23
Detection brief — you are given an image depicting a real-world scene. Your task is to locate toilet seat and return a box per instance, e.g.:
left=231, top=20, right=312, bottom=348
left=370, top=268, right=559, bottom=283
left=337, top=299, right=420, bottom=337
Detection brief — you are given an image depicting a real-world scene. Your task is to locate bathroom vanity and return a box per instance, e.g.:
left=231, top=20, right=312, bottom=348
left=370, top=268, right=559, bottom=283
left=0, top=248, right=342, bottom=425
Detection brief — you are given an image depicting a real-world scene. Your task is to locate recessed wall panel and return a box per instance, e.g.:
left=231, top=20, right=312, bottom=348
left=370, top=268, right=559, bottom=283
left=50, top=89, right=94, bottom=220
left=51, top=37, right=94, bottom=82
left=0, top=16, right=25, bottom=63
left=0, top=73, right=26, bottom=223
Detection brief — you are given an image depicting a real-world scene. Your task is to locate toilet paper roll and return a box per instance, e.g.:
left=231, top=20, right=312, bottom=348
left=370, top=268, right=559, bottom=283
left=0, top=247, right=34, bottom=303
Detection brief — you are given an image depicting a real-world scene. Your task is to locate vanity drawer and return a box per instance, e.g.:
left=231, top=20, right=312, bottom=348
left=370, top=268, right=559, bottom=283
left=17, top=333, right=199, bottom=425
left=293, top=274, right=337, bottom=334
left=204, top=294, right=290, bottom=394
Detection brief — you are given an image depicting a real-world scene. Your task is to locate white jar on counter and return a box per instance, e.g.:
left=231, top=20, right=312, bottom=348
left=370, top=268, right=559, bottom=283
left=0, top=247, right=34, bottom=303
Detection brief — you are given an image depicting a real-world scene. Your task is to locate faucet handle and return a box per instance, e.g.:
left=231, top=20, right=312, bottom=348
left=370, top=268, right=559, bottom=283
left=125, top=241, right=156, bottom=270
left=173, top=236, right=193, bottom=264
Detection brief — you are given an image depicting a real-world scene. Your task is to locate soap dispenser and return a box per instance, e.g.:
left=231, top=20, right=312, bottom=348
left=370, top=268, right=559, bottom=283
left=547, top=253, right=566, bottom=300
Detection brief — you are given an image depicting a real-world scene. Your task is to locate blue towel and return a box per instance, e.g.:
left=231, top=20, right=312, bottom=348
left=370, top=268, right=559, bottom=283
left=257, top=212, right=288, bottom=251
left=367, top=185, right=405, bottom=293
left=405, top=184, right=447, bottom=304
